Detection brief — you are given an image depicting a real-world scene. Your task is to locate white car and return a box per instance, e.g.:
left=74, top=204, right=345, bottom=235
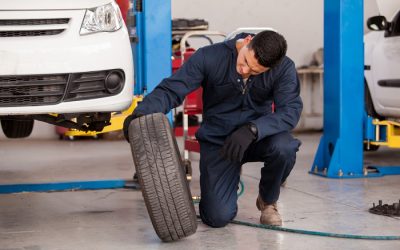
left=0, top=0, right=133, bottom=138
left=364, top=10, right=400, bottom=119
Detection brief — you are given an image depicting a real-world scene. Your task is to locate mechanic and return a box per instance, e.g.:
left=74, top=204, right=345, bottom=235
left=123, top=30, right=302, bottom=227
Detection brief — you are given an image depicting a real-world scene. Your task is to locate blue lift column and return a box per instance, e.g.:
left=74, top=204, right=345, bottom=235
left=133, top=0, right=171, bottom=95
left=311, top=0, right=367, bottom=178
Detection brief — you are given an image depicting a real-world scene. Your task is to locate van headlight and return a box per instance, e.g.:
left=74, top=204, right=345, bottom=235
left=80, top=1, right=123, bottom=35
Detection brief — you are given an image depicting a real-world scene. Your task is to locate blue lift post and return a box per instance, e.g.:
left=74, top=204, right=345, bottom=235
left=133, top=0, right=171, bottom=95
left=0, top=0, right=172, bottom=194
left=311, top=0, right=367, bottom=178
left=311, top=0, right=400, bottom=178
left=133, top=0, right=173, bottom=122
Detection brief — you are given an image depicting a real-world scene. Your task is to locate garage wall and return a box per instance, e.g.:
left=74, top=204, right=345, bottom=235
left=172, top=0, right=380, bottom=67
left=172, top=0, right=323, bottom=67
left=376, top=0, right=400, bottom=18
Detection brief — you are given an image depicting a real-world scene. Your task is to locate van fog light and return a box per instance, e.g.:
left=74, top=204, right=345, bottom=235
left=105, top=71, right=124, bottom=94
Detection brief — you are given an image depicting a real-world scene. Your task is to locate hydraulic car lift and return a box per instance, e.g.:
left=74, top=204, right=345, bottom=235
left=365, top=116, right=400, bottom=149
left=310, top=0, right=400, bottom=178
left=0, top=0, right=172, bottom=194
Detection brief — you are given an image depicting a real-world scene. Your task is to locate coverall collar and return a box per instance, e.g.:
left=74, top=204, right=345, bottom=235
left=224, top=32, right=255, bottom=56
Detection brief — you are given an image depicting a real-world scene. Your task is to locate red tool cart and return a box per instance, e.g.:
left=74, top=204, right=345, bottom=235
left=172, top=31, right=227, bottom=174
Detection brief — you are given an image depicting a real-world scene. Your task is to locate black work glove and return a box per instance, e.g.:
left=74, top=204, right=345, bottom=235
left=123, top=112, right=143, bottom=142
left=220, top=123, right=258, bottom=162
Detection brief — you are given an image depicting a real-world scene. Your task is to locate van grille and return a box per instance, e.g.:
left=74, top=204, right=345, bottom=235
left=0, top=75, right=68, bottom=106
left=0, top=29, right=64, bottom=37
left=0, top=18, right=69, bottom=37
left=0, top=18, right=69, bottom=26
left=0, top=70, right=125, bottom=107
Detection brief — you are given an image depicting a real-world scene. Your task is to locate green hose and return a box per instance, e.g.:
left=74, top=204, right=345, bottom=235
left=193, top=180, right=400, bottom=240
left=229, top=219, right=400, bottom=240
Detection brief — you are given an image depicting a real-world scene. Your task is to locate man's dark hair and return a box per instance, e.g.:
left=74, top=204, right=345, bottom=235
left=248, top=30, right=287, bottom=68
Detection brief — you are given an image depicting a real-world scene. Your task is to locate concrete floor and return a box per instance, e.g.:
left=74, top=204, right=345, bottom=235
left=0, top=132, right=400, bottom=250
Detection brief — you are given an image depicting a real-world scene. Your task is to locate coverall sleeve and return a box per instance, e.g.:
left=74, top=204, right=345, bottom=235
left=251, top=61, right=303, bottom=141
left=134, top=48, right=205, bottom=115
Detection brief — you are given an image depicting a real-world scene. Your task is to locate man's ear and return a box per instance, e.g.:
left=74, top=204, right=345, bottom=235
left=244, top=35, right=253, bottom=44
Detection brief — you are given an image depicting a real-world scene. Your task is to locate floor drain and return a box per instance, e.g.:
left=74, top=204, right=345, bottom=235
left=369, top=200, right=400, bottom=217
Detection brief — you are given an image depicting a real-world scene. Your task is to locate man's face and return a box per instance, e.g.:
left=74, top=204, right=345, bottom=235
left=236, top=36, right=269, bottom=78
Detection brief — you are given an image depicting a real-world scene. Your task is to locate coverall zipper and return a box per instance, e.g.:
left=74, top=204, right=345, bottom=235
left=241, top=77, right=251, bottom=95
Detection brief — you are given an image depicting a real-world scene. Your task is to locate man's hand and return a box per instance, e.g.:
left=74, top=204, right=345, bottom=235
left=220, top=123, right=258, bottom=162
left=123, top=112, right=143, bottom=142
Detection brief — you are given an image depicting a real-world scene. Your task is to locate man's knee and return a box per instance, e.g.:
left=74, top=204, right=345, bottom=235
left=270, top=137, right=300, bottom=159
left=199, top=199, right=237, bottom=228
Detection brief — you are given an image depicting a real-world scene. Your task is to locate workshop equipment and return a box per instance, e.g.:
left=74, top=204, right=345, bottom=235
left=370, top=200, right=400, bottom=217
left=365, top=118, right=400, bottom=149
left=178, top=31, right=226, bottom=162
left=61, top=96, right=142, bottom=138
left=311, top=0, right=400, bottom=178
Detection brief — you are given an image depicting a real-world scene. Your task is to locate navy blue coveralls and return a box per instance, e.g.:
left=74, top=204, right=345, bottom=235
left=135, top=33, right=303, bottom=228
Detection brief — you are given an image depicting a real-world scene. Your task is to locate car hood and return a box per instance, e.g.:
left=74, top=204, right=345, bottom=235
left=0, top=0, right=114, bottom=10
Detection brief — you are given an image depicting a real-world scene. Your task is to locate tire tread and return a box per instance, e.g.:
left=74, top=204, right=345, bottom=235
left=129, top=113, right=197, bottom=242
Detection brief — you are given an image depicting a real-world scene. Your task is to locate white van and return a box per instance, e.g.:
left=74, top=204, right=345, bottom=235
left=0, top=0, right=133, bottom=138
left=364, top=10, right=400, bottom=119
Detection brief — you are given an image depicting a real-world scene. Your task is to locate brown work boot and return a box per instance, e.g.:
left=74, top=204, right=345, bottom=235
left=256, top=195, right=282, bottom=226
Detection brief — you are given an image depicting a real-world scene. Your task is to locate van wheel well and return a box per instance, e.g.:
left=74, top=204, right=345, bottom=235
left=365, top=80, right=384, bottom=120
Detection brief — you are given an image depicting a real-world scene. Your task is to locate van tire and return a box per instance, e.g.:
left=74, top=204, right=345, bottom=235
left=363, top=143, right=380, bottom=151
left=128, top=113, right=197, bottom=242
left=1, top=118, right=34, bottom=138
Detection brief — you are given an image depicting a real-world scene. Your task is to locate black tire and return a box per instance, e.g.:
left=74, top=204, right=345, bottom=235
left=128, top=113, right=197, bottom=242
left=1, top=118, right=34, bottom=138
left=363, top=143, right=380, bottom=152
